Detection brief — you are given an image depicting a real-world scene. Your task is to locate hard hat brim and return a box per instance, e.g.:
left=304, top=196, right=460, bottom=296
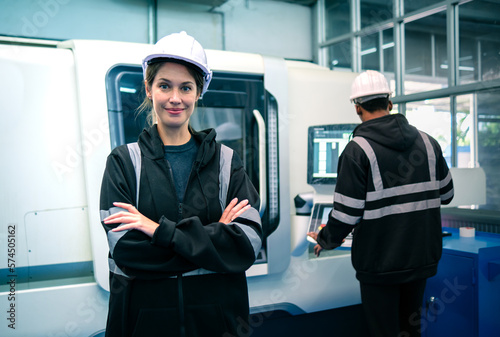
left=142, top=54, right=213, bottom=96
left=351, top=93, right=391, bottom=104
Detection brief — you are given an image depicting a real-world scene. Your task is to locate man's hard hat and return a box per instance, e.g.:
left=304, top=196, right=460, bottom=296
left=350, top=70, right=392, bottom=104
left=142, top=31, right=213, bottom=97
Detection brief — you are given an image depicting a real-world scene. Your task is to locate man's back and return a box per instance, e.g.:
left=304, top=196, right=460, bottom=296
left=330, top=113, right=454, bottom=284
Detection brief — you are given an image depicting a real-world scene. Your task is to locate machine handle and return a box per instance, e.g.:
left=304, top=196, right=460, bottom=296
left=253, top=109, right=267, bottom=217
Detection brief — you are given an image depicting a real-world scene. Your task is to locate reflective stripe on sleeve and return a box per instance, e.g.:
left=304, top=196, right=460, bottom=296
left=334, top=192, right=365, bottom=209
left=108, top=257, right=132, bottom=279
left=233, top=207, right=262, bottom=258
left=331, top=208, right=362, bottom=225
left=101, top=207, right=130, bottom=256
left=441, top=189, right=454, bottom=202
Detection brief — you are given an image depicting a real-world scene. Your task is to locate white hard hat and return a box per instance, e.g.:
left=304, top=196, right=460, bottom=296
left=142, top=31, right=213, bottom=97
left=350, top=70, right=392, bottom=104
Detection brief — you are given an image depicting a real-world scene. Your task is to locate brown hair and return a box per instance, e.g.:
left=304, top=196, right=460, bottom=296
left=137, top=59, right=204, bottom=126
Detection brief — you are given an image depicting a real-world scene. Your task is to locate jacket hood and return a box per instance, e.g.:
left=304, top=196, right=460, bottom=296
left=138, top=125, right=217, bottom=166
left=353, top=114, right=418, bottom=151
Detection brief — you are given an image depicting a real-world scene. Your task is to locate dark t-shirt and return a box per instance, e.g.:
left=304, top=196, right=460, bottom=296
left=164, top=137, right=199, bottom=203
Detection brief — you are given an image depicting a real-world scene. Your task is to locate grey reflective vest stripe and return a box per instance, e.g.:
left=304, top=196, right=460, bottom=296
left=127, top=143, right=142, bottom=207
left=107, top=142, right=235, bottom=278
left=348, top=131, right=441, bottom=220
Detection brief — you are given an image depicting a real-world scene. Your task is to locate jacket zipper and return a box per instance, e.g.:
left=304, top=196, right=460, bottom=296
left=178, top=203, right=183, bottom=219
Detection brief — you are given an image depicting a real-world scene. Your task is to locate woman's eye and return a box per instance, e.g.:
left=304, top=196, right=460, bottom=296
left=159, top=84, right=169, bottom=89
left=181, top=86, right=192, bottom=92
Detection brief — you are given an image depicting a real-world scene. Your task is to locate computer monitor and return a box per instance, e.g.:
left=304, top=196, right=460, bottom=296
left=307, top=123, right=358, bottom=185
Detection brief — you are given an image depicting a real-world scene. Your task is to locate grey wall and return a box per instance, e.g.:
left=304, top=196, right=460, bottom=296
left=0, top=0, right=313, bottom=61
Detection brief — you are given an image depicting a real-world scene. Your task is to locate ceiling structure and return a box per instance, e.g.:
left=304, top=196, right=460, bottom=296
left=177, top=0, right=317, bottom=7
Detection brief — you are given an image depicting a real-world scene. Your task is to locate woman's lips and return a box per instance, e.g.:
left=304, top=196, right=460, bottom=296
left=165, top=108, right=184, bottom=115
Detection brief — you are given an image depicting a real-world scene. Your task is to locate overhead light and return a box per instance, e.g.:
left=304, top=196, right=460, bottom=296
left=382, top=42, right=394, bottom=49
left=440, top=64, right=475, bottom=71
left=360, top=47, right=377, bottom=56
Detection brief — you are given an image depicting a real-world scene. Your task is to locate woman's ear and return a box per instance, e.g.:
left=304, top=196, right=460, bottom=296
left=145, top=80, right=152, bottom=100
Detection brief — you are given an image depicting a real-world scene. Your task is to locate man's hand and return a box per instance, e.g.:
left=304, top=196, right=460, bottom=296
left=307, top=232, right=324, bottom=257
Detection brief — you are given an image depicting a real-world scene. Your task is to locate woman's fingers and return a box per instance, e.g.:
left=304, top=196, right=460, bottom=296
left=232, top=199, right=249, bottom=212
left=113, top=202, right=138, bottom=213
left=220, top=198, right=238, bottom=220
left=231, top=204, right=251, bottom=221
left=227, top=199, right=249, bottom=220
left=103, top=202, right=138, bottom=223
left=103, top=202, right=159, bottom=237
left=219, top=198, right=251, bottom=224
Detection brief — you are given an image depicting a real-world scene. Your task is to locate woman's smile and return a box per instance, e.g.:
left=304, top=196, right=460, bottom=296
left=164, top=107, right=184, bottom=115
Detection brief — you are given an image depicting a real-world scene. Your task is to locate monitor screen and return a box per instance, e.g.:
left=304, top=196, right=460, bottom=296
left=307, top=123, right=358, bottom=185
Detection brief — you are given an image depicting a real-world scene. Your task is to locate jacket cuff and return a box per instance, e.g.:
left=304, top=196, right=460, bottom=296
left=151, top=216, right=176, bottom=247
left=317, top=235, right=342, bottom=250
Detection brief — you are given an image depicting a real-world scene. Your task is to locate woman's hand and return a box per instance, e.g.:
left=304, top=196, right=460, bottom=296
left=219, top=198, right=251, bottom=224
left=104, top=202, right=159, bottom=238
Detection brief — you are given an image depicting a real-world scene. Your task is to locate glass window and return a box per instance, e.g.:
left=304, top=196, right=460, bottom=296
left=360, top=0, right=393, bottom=29
left=404, top=0, right=441, bottom=14
left=404, top=12, right=448, bottom=94
left=325, top=0, right=350, bottom=40
left=405, top=97, right=452, bottom=166
left=382, top=29, right=395, bottom=73
left=328, top=40, right=352, bottom=70
left=361, top=33, right=379, bottom=71
left=459, top=0, right=500, bottom=84
left=456, top=94, right=474, bottom=168
left=477, top=89, right=500, bottom=207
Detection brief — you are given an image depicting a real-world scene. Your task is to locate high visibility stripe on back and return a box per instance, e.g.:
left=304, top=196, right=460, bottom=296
left=349, top=132, right=441, bottom=220
left=419, top=131, right=436, bottom=181
left=352, top=137, right=384, bottom=191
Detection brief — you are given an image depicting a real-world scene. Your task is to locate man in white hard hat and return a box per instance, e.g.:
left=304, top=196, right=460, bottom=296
left=309, top=70, right=454, bottom=337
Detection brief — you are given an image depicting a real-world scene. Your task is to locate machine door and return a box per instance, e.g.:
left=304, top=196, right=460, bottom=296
left=105, top=65, right=280, bottom=265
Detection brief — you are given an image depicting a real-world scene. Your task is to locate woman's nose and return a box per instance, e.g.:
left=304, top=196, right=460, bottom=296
left=169, top=88, right=181, bottom=103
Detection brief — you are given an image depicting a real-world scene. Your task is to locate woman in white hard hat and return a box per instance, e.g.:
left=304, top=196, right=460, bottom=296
left=99, top=31, right=262, bottom=337
left=309, top=70, right=453, bottom=337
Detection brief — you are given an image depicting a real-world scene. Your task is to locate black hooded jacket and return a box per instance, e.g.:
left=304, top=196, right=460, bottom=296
left=100, top=125, right=262, bottom=336
left=317, top=113, right=454, bottom=284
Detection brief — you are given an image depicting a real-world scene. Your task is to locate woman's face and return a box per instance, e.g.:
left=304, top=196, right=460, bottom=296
left=146, top=62, right=200, bottom=132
